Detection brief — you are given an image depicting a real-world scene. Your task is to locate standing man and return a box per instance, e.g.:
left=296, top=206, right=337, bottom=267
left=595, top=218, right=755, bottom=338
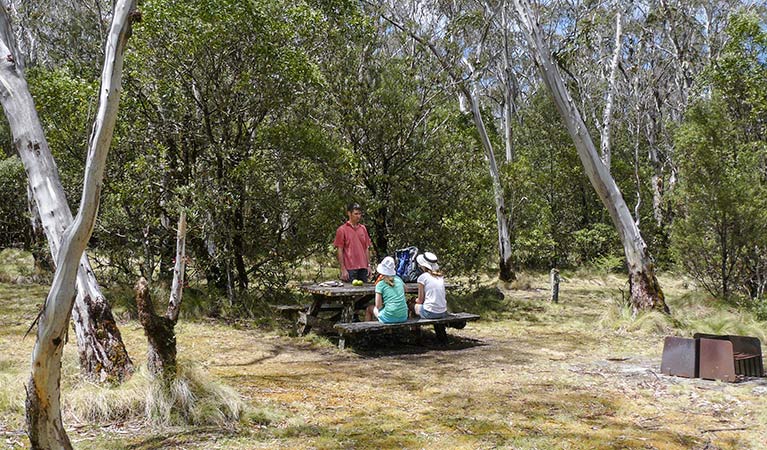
left=334, top=202, right=373, bottom=282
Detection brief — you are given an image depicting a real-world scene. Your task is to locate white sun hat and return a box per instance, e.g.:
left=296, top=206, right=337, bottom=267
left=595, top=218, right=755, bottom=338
left=416, top=252, right=439, bottom=271
left=376, top=256, right=397, bottom=277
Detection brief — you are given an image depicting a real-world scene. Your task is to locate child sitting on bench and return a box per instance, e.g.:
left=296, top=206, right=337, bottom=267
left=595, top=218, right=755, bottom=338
left=365, top=257, right=408, bottom=323
left=414, top=252, right=448, bottom=319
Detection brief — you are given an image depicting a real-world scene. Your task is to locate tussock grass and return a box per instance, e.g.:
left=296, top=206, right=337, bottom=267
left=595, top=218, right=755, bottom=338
left=683, top=313, right=767, bottom=343
left=594, top=282, right=767, bottom=342
left=0, top=371, right=25, bottom=418
left=65, top=362, right=247, bottom=427
left=598, top=301, right=679, bottom=334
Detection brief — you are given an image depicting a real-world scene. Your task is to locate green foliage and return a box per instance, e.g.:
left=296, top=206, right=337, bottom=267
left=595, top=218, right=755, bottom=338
left=572, top=223, right=621, bottom=267
left=88, top=0, right=355, bottom=303
left=672, top=13, right=767, bottom=303
left=27, top=67, right=98, bottom=204
left=511, top=91, right=611, bottom=269
left=0, top=157, right=28, bottom=248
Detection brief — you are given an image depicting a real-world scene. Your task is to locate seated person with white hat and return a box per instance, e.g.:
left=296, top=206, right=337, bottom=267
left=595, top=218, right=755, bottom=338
left=415, top=252, right=448, bottom=319
left=365, top=256, right=408, bottom=323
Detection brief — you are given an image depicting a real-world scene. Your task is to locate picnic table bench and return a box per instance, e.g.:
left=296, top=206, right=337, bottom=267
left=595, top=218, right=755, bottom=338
left=334, top=312, right=480, bottom=349
left=297, top=281, right=476, bottom=348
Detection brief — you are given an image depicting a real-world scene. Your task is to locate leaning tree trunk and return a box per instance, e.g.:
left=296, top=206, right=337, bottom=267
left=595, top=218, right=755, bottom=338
left=0, top=6, right=133, bottom=383
left=512, top=0, right=668, bottom=313
left=20, top=2, right=136, bottom=448
left=136, top=212, right=187, bottom=383
left=376, top=12, right=516, bottom=282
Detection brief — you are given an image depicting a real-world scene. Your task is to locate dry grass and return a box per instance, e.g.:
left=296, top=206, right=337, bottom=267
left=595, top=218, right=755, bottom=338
left=65, top=362, right=246, bottom=427
left=1, top=265, right=767, bottom=449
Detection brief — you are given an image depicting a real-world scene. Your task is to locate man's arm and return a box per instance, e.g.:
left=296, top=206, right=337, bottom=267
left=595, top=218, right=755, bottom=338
left=337, top=247, right=348, bottom=281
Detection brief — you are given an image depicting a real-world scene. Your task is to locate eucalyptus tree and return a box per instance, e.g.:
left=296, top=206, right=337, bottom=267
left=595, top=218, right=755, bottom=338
left=0, top=2, right=133, bottom=382
left=0, top=0, right=136, bottom=446
left=512, top=0, right=669, bottom=312
left=376, top=0, right=519, bottom=280
left=136, top=212, right=187, bottom=383
left=619, top=0, right=738, bottom=230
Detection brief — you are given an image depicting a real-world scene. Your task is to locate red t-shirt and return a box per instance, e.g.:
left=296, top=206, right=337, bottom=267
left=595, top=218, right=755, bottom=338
left=333, top=221, right=371, bottom=271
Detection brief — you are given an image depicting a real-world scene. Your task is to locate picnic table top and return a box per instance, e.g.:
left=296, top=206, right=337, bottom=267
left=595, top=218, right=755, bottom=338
left=300, top=281, right=458, bottom=297
left=300, top=282, right=418, bottom=296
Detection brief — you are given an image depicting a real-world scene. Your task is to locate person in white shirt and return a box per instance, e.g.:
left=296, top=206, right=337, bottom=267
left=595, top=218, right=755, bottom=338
left=414, top=252, right=448, bottom=319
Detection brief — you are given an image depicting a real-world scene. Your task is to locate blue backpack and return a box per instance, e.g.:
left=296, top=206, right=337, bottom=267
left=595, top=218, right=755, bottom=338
left=394, top=246, right=421, bottom=282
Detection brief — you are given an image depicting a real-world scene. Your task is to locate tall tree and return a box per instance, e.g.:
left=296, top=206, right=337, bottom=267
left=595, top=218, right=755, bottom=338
left=0, top=2, right=133, bottom=383
left=512, top=0, right=669, bottom=313
left=7, top=0, right=136, bottom=446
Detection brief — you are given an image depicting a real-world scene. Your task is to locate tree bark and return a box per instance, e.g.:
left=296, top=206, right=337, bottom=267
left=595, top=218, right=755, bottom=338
left=501, top=4, right=517, bottom=164
left=22, top=2, right=136, bottom=447
left=137, top=211, right=187, bottom=382
left=135, top=278, right=177, bottom=382
left=600, top=11, right=622, bottom=171
left=0, top=4, right=133, bottom=383
left=512, top=0, right=668, bottom=313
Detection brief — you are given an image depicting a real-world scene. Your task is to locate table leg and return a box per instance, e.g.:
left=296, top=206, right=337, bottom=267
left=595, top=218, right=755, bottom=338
left=337, top=302, right=356, bottom=349
left=297, top=294, right=325, bottom=336
left=434, top=324, right=448, bottom=345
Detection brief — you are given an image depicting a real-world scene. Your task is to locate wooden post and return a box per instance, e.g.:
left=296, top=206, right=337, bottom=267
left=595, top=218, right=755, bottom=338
left=550, top=268, right=560, bottom=303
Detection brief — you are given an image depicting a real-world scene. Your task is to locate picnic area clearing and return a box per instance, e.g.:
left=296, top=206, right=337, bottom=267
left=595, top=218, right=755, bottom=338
left=0, top=273, right=766, bottom=449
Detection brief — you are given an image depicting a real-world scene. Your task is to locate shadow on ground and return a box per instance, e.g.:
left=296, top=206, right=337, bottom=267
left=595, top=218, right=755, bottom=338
left=345, top=330, right=486, bottom=357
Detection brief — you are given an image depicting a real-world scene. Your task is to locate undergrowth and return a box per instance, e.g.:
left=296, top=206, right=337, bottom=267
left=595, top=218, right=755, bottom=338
left=597, top=289, right=767, bottom=341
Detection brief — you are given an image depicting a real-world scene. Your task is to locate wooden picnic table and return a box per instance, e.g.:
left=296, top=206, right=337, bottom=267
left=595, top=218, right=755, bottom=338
left=297, top=281, right=458, bottom=348
left=297, top=282, right=415, bottom=334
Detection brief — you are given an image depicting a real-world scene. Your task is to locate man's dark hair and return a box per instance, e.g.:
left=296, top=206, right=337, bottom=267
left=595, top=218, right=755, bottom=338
left=346, top=202, right=362, bottom=212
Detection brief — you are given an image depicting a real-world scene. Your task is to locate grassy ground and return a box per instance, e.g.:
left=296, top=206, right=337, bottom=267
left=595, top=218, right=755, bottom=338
left=1, top=268, right=766, bottom=449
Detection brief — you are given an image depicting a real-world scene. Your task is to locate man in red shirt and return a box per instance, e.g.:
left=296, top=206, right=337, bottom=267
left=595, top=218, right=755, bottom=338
left=333, top=203, right=373, bottom=282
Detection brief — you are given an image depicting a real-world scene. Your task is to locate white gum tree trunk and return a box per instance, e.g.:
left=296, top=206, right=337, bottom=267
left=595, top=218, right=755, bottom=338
left=501, top=4, right=516, bottom=164
left=512, top=0, right=668, bottom=313
left=379, top=10, right=516, bottom=282
left=600, top=10, right=622, bottom=171
left=466, top=84, right=516, bottom=281
left=0, top=4, right=133, bottom=383
left=13, top=1, right=136, bottom=447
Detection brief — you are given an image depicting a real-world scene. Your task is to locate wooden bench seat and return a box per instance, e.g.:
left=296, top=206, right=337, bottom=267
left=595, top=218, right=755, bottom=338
left=333, top=312, right=480, bottom=348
